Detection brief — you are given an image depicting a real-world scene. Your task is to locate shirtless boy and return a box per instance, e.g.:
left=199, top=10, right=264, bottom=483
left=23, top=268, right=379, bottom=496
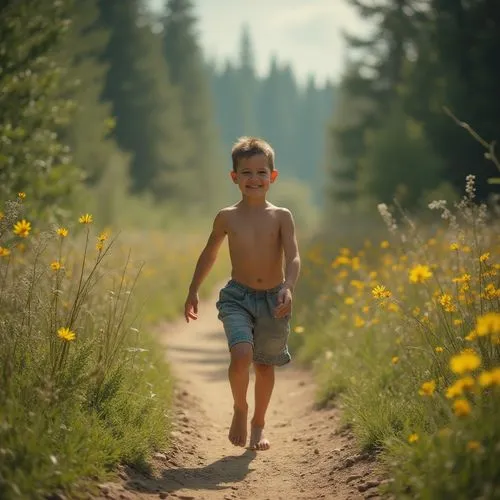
left=184, top=136, right=301, bottom=451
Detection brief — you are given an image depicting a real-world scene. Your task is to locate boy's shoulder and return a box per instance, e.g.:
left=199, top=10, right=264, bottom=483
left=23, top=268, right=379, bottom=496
left=216, top=202, right=294, bottom=219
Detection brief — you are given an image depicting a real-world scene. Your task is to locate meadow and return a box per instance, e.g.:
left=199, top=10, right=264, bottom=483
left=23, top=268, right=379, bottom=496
left=1, top=174, right=499, bottom=499
left=291, top=175, right=500, bottom=498
left=0, top=195, right=228, bottom=498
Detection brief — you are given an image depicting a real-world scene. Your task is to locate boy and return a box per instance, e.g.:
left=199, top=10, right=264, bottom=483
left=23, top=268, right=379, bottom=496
left=184, top=136, right=300, bottom=451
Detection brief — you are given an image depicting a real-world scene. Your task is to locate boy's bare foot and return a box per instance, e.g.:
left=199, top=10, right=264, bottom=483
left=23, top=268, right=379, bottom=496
left=249, top=425, right=270, bottom=451
left=229, top=407, right=248, bottom=447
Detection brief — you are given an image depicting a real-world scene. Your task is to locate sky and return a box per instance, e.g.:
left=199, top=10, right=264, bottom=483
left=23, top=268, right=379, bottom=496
left=149, top=0, right=369, bottom=86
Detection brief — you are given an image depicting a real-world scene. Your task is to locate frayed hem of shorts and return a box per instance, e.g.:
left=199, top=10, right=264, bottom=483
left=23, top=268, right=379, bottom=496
left=253, top=353, right=291, bottom=367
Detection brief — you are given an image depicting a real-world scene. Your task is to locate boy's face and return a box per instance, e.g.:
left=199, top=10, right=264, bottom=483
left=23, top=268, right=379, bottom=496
left=230, top=154, right=278, bottom=198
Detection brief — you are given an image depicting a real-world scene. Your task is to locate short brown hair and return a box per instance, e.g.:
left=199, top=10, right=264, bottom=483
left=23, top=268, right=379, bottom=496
left=231, top=136, right=275, bottom=172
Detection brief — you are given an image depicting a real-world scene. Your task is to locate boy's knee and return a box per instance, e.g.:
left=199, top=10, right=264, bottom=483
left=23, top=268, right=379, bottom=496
left=230, top=342, right=253, bottom=368
left=253, top=362, right=274, bottom=375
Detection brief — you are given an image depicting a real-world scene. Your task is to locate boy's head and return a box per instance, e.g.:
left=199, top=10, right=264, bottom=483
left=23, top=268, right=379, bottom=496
left=231, top=136, right=275, bottom=172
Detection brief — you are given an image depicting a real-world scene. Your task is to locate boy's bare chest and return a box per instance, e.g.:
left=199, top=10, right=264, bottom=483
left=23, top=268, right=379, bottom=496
left=227, top=215, right=280, bottom=244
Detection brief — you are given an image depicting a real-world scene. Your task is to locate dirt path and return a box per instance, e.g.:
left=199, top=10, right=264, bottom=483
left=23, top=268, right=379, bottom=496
left=95, top=293, right=385, bottom=500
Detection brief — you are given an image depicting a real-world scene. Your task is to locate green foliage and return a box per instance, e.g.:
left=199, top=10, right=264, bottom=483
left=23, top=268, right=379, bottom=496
left=98, top=0, right=193, bottom=202
left=163, top=0, right=224, bottom=211
left=328, top=0, right=500, bottom=210
left=292, top=176, right=500, bottom=497
left=358, top=103, right=444, bottom=208
left=62, top=0, right=124, bottom=188
left=0, top=201, right=173, bottom=498
left=0, top=0, right=83, bottom=218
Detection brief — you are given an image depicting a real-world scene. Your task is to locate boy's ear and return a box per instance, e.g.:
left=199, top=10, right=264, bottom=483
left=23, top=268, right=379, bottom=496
left=230, top=171, right=237, bottom=183
left=271, top=170, right=279, bottom=182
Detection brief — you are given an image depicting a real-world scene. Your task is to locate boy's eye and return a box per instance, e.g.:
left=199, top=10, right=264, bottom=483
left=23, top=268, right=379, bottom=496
left=258, top=171, right=267, bottom=175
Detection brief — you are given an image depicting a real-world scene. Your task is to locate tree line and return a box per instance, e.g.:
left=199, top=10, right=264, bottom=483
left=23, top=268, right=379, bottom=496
left=328, top=0, right=500, bottom=213
left=208, top=26, right=335, bottom=203
left=2, top=0, right=498, bottom=223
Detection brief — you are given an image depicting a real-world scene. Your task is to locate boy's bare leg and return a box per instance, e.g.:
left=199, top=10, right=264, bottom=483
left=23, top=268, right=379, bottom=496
left=228, top=343, right=253, bottom=447
left=250, top=362, right=274, bottom=450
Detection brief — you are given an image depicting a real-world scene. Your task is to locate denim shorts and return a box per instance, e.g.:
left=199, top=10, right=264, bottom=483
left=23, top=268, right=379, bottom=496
left=216, top=280, right=291, bottom=366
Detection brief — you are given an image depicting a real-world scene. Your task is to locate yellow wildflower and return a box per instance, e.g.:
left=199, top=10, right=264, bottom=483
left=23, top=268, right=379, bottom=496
left=453, top=398, right=471, bottom=417
left=408, top=433, right=419, bottom=444
left=362, top=305, right=370, bottom=314
left=0, top=247, right=10, bottom=257
left=57, top=227, right=68, bottom=237
left=57, top=327, right=76, bottom=342
left=438, top=293, right=457, bottom=313
left=418, top=380, right=436, bottom=397
left=50, top=261, right=62, bottom=271
left=354, top=315, right=365, bottom=328
left=96, top=241, right=103, bottom=252
left=380, top=240, right=390, bottom=249
left=391, top=356, right=399, bottom=365
left=478, top=368, right=500, bottom=388
left=79, top=213, right=93, bottom=224
left=466, top=441, right=481, bottom=452
left=294, top=326, right=305, bottom=334
left=435, top=346, right=444, bottom=353
left=97, top=230, right=109, bottom=242
left=449, top=242, right=460, bottom=251
left=445, top=376, right=475, bottom=399
left=450, top=350, right=481, bottom=374
left=17, top=192, right=26, bottom=200
left=452, top=273, right=471, bottom=284
left=0, top=211, right=4, bottom=220
left=387, top=302, right=400, bottom=313
left=344, top=297, right=355, bottom=305
left=479, top=252, right=490, bottom=263
left=453, top=318, right=464, bottom=326
left=476, top=312, right=500, bottom=336
left=482, top=284, right=499, bottom=300
left=465, top=330, right=477, bottom=341
left=371, top=285, right=392, bottom=299
left=13, top=219, right=31, bottom=238
left=409, top=264, right=433, bottom=284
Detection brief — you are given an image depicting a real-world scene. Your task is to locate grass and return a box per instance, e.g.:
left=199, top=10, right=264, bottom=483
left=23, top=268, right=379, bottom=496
left=290, top=177, right=500, bottom=498
left=0, top=197, right=228, bottom=499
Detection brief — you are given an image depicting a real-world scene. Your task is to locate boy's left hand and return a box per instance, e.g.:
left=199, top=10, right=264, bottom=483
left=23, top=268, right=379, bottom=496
left=274, top=286, right=292, bottom=318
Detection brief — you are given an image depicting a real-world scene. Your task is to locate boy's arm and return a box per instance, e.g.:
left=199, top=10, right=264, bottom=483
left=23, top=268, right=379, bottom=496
left=274, top=209, right=300, bottom=318
left=185, top=211, right=227, bottom=322
left=281, top=209, right=301, bottom=291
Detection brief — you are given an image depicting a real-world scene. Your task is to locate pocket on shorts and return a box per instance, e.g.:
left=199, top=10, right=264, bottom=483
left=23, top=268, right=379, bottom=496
left=216, top=284, right=246, bottom=312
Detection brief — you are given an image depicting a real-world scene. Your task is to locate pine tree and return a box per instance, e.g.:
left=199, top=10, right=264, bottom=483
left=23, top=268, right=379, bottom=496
left=162, top=0, right=224, bottom=209
left=0, top=0, right=82, bottom=217
left=236, top=25, right=259, bottom=135
left=98, top=0, right=192, bottom=201
left=328, top=0, right=425, bottom=207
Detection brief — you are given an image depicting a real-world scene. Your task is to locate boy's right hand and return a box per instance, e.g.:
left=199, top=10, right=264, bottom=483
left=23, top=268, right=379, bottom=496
left=184, top=291, right=199, bottom=322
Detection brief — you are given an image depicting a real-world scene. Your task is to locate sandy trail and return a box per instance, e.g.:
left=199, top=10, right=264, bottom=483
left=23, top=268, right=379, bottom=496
left=95, top=293, right=384, bottom=500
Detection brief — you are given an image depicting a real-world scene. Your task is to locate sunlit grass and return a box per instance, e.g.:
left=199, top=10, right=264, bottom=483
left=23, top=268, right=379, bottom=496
left=291, top=175, right=500, bottom=497
left=0, top=196, right=228, bottom=499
